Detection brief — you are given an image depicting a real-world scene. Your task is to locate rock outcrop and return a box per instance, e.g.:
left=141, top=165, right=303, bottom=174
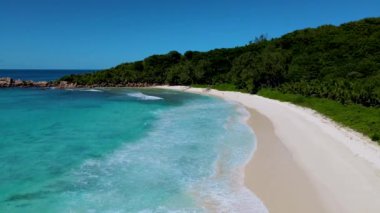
left=0, top=77, right=12, bottom=87
left=57, top=81, right=77, bottom=89
left=0, top=77, right=52, bottom=88
left=0, top=77, right=159, bottom=89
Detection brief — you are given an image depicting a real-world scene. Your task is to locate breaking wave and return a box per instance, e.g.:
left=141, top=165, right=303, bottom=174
left=127, top=92, right=163, bottom=100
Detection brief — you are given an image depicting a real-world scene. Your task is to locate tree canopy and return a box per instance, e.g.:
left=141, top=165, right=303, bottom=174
left=59, top=17, right=380, bottom=107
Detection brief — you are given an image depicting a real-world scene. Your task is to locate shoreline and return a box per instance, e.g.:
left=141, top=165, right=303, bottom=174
left=245, top=107, right=326, bottom=212
left=154, top=85, right=380, bottom=213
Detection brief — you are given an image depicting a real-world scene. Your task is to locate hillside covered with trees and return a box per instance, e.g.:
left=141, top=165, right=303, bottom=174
left=60, top=18, right=380, bottom=107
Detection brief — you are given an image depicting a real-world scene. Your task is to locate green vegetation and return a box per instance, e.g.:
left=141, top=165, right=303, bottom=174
left=191, top=83, right=242, bottom=92
left=59, top=17, right=380, bottom=141
left=258, top=89, right=380, bottom=143
left=60, top=17, right=380, bottom=106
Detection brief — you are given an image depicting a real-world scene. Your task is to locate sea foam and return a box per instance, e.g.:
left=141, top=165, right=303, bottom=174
left=127, top=92, right=163, bottom=100
left=81, top=89, right=103, bottom=92
left=0, top=88, right=265, bottom=212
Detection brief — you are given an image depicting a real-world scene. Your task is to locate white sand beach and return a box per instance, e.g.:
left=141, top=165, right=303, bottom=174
left=155, top=85, right=380, bottom=213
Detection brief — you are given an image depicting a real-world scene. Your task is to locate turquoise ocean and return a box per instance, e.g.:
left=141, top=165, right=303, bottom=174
left=0, top=70, right=267, bottom=212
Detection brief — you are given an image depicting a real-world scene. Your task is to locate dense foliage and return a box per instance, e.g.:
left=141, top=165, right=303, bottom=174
left=60, top=17, right=380, bottom=107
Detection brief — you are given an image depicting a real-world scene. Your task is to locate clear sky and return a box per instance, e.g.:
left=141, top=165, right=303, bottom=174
left=0, top=0, right=379, bottom=69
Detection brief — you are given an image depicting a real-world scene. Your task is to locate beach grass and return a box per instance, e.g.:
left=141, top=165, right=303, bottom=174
left=258, top=89, right=380, bottom=143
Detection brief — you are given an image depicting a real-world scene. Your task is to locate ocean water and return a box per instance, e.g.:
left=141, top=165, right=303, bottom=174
left=0, top=72, right=267, bottom=212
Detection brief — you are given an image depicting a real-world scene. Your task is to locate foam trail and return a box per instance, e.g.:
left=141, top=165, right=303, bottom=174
left=127, top=92, right=163, bottom=100
left=190, top=104, right=268, bottom=213
left=80, top=89, right=103, bottom=92
left=63, top=88, right=103, bottom=92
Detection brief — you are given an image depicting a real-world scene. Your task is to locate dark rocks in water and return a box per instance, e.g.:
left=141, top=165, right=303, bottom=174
left=57, top=80, right=76, bottom=89
left=14, top=79, right=24, bottom=87
left=0, top=77, right=159, bottom=89
left=72, top=82, right=158, bottom=88
left=4, top=190, right=51, bottom=202
left=34, top=81, right=49, bottom=87
left=0, top=77, right=12, bottom=87
left=0, top=77, right=52, bottom=88
left=126, top=82, right=157, bottom=87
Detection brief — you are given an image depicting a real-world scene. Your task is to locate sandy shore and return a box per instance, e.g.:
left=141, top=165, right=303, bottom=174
left=245, top=108, right=326, bottom=212
left=155, top=86, right=380, bottom=213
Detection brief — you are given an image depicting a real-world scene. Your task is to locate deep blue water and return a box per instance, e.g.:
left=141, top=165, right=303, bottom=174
left=0, top=70, right=266, bottom=212
left=0, top=69, right=95, bottom=81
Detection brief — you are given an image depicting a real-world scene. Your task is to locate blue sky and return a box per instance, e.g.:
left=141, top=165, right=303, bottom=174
left=0, top=0, right=379, bottom=69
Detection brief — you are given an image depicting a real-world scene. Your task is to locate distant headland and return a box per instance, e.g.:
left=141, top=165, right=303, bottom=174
left=0, top=77, right=157, bottom=88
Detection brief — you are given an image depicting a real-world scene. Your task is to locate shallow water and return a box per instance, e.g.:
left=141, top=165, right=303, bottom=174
left=0, top=87, right=267, bottom=212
